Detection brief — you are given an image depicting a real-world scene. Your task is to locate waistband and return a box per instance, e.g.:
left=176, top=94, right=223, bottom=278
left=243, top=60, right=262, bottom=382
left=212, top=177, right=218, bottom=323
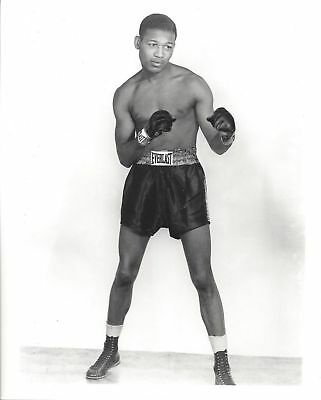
left=136, top=148, right=198, bottom=166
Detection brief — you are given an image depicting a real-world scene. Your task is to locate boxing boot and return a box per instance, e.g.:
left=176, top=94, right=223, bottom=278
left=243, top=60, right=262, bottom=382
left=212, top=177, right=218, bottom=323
left=213, top=350, right=236, bottom=385
left=86, top=336, right=120, bottom=379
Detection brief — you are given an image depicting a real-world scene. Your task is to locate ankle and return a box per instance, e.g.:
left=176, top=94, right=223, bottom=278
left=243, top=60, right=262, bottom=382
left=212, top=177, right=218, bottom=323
left=209, top=334, right=227, bottom=354
left=104, top=335, right=119, bottom=350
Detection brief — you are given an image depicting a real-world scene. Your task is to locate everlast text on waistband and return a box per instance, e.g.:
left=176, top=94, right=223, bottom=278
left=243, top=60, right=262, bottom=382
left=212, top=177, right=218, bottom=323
left=151, top=151, right=174, bottom=166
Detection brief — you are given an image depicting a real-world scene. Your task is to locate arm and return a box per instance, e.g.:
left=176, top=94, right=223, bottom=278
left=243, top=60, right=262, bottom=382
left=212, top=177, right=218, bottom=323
left=113, top=87, right=147, bottom=168
left=192, top=76, right=234, bottom=155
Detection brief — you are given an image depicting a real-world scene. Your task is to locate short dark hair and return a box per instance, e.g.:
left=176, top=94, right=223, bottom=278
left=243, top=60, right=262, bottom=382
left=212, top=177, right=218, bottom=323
left=139, top=14, right=177, bottom=39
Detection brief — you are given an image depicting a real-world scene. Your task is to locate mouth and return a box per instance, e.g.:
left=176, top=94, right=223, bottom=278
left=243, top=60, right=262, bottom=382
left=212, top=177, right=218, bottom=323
left=151, top=60, right=163, bottom=67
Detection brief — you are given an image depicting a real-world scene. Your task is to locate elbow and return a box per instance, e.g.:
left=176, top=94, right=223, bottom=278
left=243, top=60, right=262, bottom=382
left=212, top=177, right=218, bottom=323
left=208, top=137, right=227, bottom=155
left=212, top=142, right=231, bottom=155
left=119, top=158, right=132, bottom=168
left=117, top=150, right=132, bottom=168
left=214, top=148, right=226, bottom=156
left=211, top=146, right=226, bottom=156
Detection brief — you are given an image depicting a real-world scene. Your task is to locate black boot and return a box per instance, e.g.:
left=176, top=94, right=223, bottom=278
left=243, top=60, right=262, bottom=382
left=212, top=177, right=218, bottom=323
left=86, top=336, right=120, bottom=379
left=213, top=350, right=235, bottom=385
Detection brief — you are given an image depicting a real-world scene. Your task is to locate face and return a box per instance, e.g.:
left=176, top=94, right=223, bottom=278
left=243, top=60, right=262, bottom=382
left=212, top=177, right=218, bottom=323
left=135, top=29, right=176, bottom=73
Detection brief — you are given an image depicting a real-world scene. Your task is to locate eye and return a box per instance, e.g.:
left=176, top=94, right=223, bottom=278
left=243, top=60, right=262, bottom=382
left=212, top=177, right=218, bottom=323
left=148, top=43, right=157, bottom=47
left=166, top=46, right=173, bottom=50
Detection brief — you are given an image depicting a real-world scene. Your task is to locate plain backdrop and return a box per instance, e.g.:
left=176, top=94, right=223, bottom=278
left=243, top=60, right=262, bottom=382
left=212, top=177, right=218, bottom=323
left=2, top=0, right=307, bottom=376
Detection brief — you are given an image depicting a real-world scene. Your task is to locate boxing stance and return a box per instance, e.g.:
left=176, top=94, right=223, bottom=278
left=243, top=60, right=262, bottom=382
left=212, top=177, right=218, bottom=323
left=86, top=14, right=236, bottom=385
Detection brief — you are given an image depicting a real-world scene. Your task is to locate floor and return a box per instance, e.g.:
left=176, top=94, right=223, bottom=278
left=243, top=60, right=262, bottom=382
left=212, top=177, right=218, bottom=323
left=7, top=346, right=302, bottom=399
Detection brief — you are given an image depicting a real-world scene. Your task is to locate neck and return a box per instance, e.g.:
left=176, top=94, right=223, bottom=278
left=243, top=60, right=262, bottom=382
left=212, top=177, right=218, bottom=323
left=141, top=63, right=172, bottom=82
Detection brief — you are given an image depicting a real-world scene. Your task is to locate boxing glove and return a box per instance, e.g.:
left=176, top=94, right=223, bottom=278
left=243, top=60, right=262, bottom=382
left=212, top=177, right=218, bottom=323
left=207, top=107, right=235, bottom=144
left=137, top=110, right=176, bottom=146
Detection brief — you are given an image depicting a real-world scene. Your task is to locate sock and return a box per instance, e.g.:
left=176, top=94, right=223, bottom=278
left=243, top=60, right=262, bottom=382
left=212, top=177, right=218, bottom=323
left=106, top=323, right=123, bottom=338
left=209, top=334, right=227, bottom=354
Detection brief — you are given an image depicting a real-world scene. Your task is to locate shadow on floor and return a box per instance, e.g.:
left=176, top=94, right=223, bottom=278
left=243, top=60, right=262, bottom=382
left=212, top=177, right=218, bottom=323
left=20, top=346, right=302, bottom=386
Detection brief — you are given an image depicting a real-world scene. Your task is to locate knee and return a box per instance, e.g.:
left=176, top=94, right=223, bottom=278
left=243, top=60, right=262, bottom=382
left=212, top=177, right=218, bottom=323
left=191, top=269, right=215, bottom=294
left=114, top=260, right=138, bottom=287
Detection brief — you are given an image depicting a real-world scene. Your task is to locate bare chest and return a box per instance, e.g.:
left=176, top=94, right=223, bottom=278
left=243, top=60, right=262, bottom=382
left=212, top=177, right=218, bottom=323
left=130, top=79, right=194, bottom=128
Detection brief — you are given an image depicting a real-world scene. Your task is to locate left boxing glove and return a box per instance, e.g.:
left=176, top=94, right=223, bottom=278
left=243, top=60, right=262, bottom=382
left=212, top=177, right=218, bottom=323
left=137, top=110, right=176, bottom=146
left=207, top=107, right=235, bottom=144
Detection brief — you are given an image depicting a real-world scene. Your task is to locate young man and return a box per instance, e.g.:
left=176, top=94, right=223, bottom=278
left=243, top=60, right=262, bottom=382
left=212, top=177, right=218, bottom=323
left=86, top=14, right=236, bottom=385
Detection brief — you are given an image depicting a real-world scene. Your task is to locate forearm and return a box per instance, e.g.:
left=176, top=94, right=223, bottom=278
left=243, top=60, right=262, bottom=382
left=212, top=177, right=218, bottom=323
left=208, top=129, right=234, bottom=155
left=117, top=138, right=147, bottom=168
left=115, top=110, right=176, bottom=167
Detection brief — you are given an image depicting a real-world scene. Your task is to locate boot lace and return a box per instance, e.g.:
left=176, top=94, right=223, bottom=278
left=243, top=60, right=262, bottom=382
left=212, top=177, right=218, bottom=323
left=215, top=350, right=233, bottom=383
left=91, top=337, right=118, bottom=368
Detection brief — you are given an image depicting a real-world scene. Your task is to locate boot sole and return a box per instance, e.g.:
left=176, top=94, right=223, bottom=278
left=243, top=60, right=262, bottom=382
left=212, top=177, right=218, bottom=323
left=86, top=360, right=120, bottom=380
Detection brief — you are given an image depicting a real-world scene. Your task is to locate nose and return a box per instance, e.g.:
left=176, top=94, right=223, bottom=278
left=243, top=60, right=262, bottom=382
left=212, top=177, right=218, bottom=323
left=154, top=45, right=164, bottom=58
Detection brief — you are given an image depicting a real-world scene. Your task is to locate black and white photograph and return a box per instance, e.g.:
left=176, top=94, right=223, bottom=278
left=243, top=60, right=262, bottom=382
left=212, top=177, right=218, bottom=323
left=1, top=0, right=319, bottom=399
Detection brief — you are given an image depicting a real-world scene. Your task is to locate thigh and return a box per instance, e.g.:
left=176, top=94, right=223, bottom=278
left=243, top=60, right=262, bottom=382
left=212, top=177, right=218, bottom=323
left=117, top=225, right=150, bottom=277
left=181, top=224, right=212, bottom=279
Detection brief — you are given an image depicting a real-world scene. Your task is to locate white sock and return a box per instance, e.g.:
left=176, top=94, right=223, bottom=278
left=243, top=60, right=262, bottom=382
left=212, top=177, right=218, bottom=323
left=106, top=323, right=123, bottom=337
left=209, top=334, right=227, bottom=354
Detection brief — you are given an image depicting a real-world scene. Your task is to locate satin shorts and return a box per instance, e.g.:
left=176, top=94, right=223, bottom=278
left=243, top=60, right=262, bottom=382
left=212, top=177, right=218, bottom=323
left=120, top=153, right=210, bottom=239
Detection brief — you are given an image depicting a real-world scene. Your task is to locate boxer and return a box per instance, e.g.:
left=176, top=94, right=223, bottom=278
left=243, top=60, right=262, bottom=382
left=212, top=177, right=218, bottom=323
left=86, top=13, right=236, bottom=385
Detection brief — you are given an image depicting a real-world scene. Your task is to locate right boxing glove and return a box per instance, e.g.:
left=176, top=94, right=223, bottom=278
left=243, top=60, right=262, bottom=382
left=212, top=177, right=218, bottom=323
left=137, top=110, right=176, bottom=146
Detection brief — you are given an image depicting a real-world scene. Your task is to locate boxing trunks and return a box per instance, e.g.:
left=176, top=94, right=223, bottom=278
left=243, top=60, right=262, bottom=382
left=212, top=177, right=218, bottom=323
left=120, top=148, right=210, bottom=239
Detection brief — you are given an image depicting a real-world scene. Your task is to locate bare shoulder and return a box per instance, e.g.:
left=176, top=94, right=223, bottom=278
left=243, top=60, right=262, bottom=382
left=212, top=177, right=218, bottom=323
left=186, top=71, right=212, bottom=97
left=171, top=64, right=212, bottom=98
left=113, top=72, right=141, bottom=109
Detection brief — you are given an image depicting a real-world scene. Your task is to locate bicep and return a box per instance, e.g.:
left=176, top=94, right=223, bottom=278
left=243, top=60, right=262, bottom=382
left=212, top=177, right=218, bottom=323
left=194, top=79, right=214, bottom=131
left=187, top=76, right=229, bottom=154
left=113, top=89, right=135, bottom=146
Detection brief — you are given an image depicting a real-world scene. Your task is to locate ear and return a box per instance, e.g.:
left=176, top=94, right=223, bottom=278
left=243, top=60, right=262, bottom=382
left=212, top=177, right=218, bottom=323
left=134, top=36, right=141, bottom=49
